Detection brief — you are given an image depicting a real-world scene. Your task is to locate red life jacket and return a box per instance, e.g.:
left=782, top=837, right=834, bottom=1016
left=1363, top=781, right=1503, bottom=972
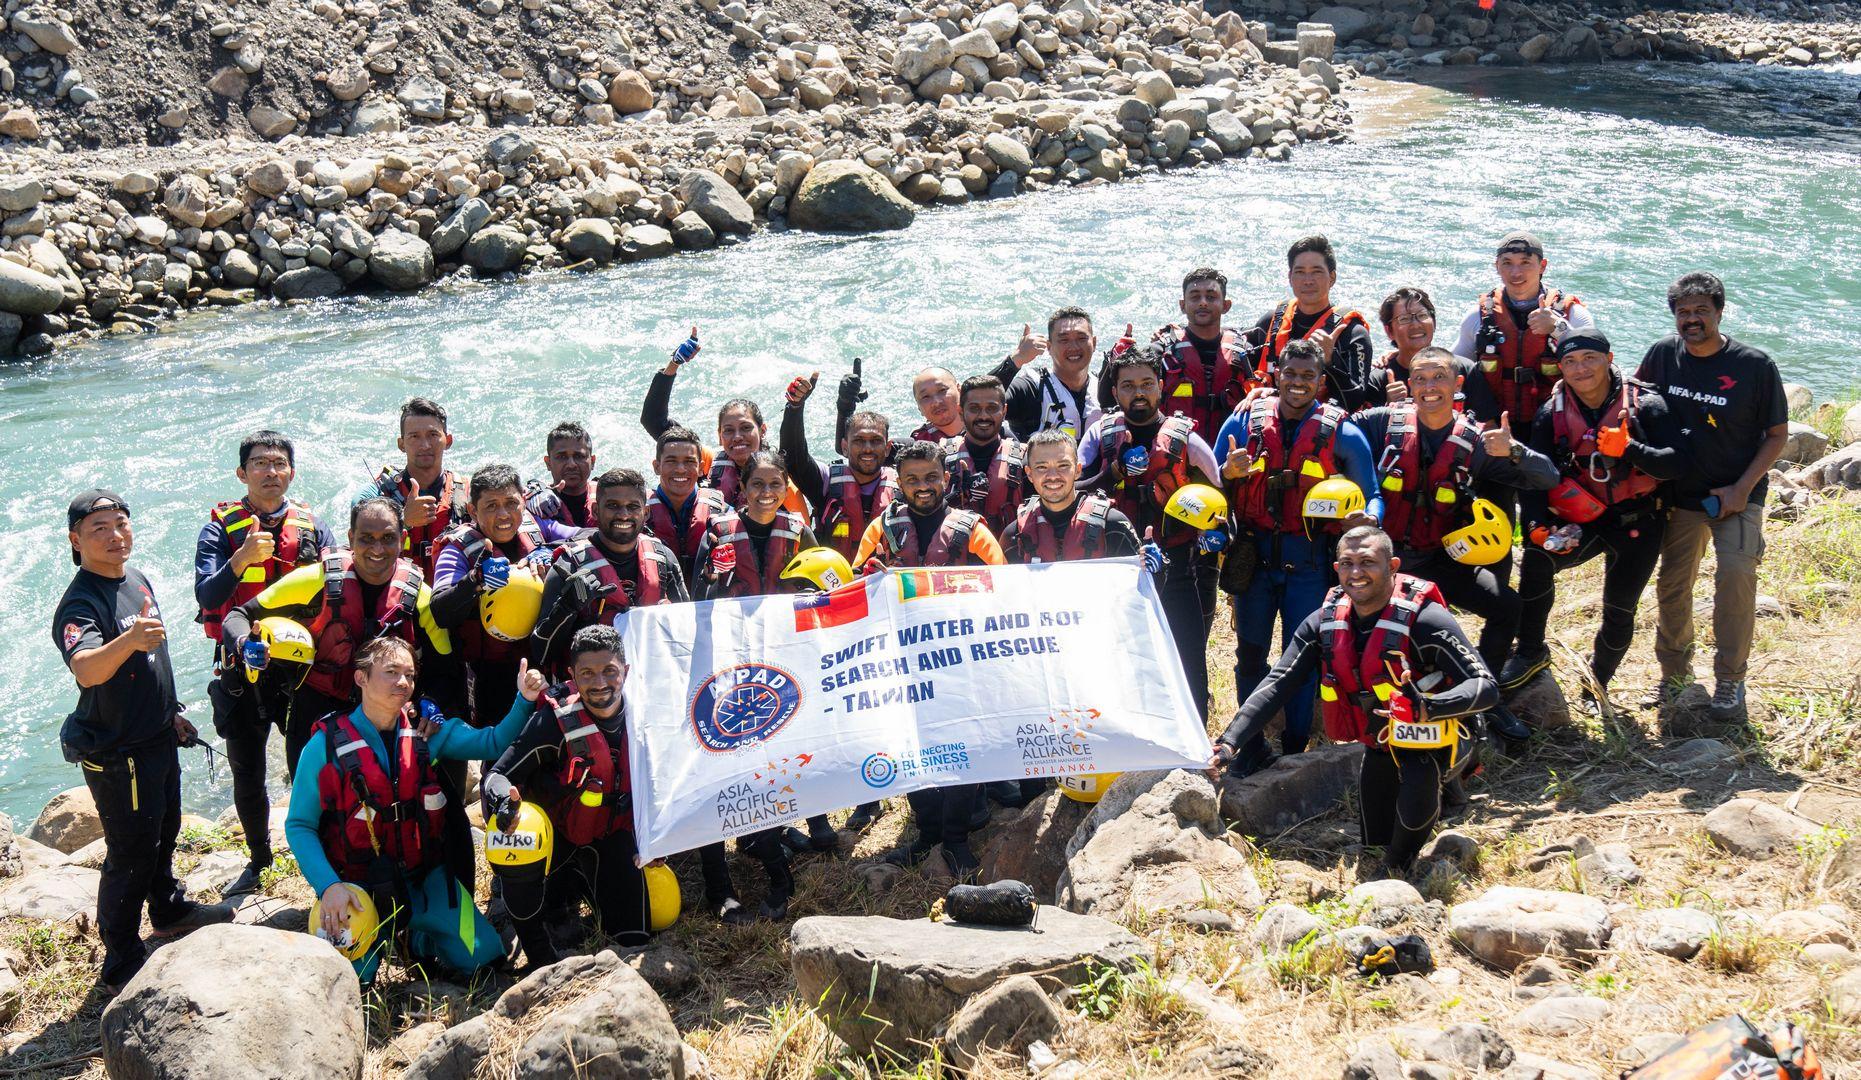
left=1234, top=398, right=1344, bottom=535
left=313, top=707, right=447, bottom=881
left=1316, top=574, right=1450, bottom=747
left=304, top=551, right=425, bottom=701
left=198, top=498, right=321, bottom=641
left=1258, top=299, right=1371, bottom=389
left=910, top=420, right=954, bottom=443
left=535, top=689, right=633, bottom=847
left=554, top=535, right=671, bottom=621
left=1159, top=326, right=1253, bottom=436
left=524, top=481, right=596, bottom=530
left=706, top=455, right=742, bottom=507
left=373, top=468, right=466, bottom=579
left=706, top=509, right=805, bottom=598
left=942, top=437, right=1026, bottom=532
left=1475, top=287, right=1580, bottom=422
left=877, top=504, right=985, bottom=567
left=645, top=486, right=724, bottom=575
left=1095, top=411, right=1197, bottom=541
left=816, top=462, right=898, bottom=561
left=1549, top=377, right=1663, bottom=509
left=436, top=515, right=547, bottom=662
left=1006, top=494, right=1115, bottom=564
left=1376, top=405, right=1478, bottom=553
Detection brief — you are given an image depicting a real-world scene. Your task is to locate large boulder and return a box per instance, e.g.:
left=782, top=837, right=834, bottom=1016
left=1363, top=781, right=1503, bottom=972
left=429, top=197, right=491, bottom=258
left=405, top=950, right=684, bottom=1080
left=1219, top=742, right=1361, bottom=835
left=367, top=229, right=434, bottom=291
left=463, top=224, right=529, bottom=273
left=1306, top=6, right=1377, bottom=42
left=676, top=169, right=754, bottom=236
left=788, top=160, right=916, bottom=233
left=791, top=906, right=1144, bottom=1057
left=101, top=924, right=363, bottom=1080
left=1704, top=797, right=1816, bottom=857
left=620, top=224, right=676, bottom=262
left=28, top=785, right=101, bottom=852
left=894, top=23, right=955, bottom=85
left=271, top=266, right=343, bottom=300
left=982, top=133, right=1034, bottom=175
left=560, top=218, right=618, bottom=262
left=1448, top=886, right=1611, bottom=970
left=1057, top=770, right=1262, bottom=920
left=1781, top=421, right=1831, bottom=465
left=0, top=255, right=66, bottom=316
left=162, top=174, right=215, bottom=229
left=0, top=864, right=100, bottom=921
left=978, top=787, right=1092, bottom=900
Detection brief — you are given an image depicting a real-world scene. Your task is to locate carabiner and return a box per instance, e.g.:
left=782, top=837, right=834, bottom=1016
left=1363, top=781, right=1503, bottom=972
left=1587, top=452, right=1611, bottom=485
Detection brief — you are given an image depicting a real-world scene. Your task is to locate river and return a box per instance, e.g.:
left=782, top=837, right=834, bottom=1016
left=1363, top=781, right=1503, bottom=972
left=1, top=61, right=1857, bottom=821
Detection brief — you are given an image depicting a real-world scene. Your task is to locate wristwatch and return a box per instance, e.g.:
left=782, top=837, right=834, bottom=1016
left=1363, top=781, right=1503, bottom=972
left=1507, top=443, right=1524, bottom=463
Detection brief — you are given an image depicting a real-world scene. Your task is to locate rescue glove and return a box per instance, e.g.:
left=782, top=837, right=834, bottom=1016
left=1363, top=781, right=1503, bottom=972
left=1196, top=527, right=1229, bottom=554
left=837, top=356, right=868, bottom=412
left=671, top=326, right=701, bottom=365
left=240, top=634, right=269, bottom=672
left=1120, top=444, right=1151, bottom=476
left=1141, top=528, right=1164, bottom=575
left=483, top=773, right=520, bottom=831
left=481, top=555, right=511, bottom=591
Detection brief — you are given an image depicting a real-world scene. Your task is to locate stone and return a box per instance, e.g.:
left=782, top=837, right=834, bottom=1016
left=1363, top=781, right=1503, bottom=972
left=1508, top=671, right=1572, bottom=730
left=976, top=2, right=1021, bottom=43
left=608, top=70, right=653, bottom=114
left=1625, top=907, right=1716, bottom=960
left=791, top=906, right=1144, bottom=1056
left=0, top=813, right=19, bottom=880
left=1058, top=770, right=1262, bottom=919
left=12, top=11, right=78, bottom=54
left=1519, top=33, right=1556, bottom=64
left=982, top=133, right=1034, bottom=175
left=1418, top=830, right=1480, bottom=872
left=1841, top=403, right=1861, bottom=446
left=0, top=255, right=67, bottom=316
left=1448, top=887, right=1611, bottom=970
left=1517, top=994, right=1612, bottom=1036
left=368, top=229, right=435, bottom=291
left=318, top=213, right=373, bottom=258
left=1251, top=902, right=1324, bottom=951
left=1345, top=879, right=1426, bottom=927
left=182, top=851, right=248, bottom=897
left=1299, top=56, right=1341, bottom=94
left=1219, top=742, right=1362, bottom=836
left=398, top=75, right=448, bottom=120
left=28, top=785, right=100, bottom=852
left=246, top=105, right=297, bottom=138
left=463, top=225, right=528, bottom=273
left=1781, top=421, right=1830, bottom=465
left=916, top=67, right=966, bottom=99
left=511, top=962, right=684, bottom=1079
left=0, top=176, right=42, bottom=213
left=1662, top=738, right=1736, bottom=770
left=102, top=925, right=362, bottom=1080
left=942, top=974, right=1063, bottom=1070
left=0, top=109, right=40, bottom=139
left=950, top=28, right=999, bottom=59
left=1576, top=843, right=1641, bottom=886
left=620, top=224, right=675, bottom=261
left=979, top=789, right=1091, bottom=900
left=1306, top=6, right=1377, bottom=42
left=1704, top=798, right=1816, bottom=858
left=668, top=211, right=716, bottom=250
left=1783, top=382, right=1814, bottom=414
left=271, top=266, right=344, bottom=300
left=0, top=951, right=18, bottom=1026
left=788, top=159, right=916, bottom=233
left=676, top=169, right=754, bottom=236
left=115, top=171, right=160, bottom=196
left=487, top=133, right=534, bottom=167
left=561, top=218, right=618, bottom=263
left=1132, top=70, right=1175, bottom=108
left=1297, top=26, right=1336, bottom=61
left=895, top=23, right=955, bottom=85
left=326, top=65, right=369, bottom=102
left=246, top=162, right=294, bottom=198
left=0, top=864, right=100, bottom=921
left=345, top=97, right=404, bottom=135
left=1385, top=1023, right=1514, bottom=1070
left=1159, top=119, right=1192, bottom=160
left=1771, top=909, right=1852, bottom=948
left=430, top=197, right=491, bottom=257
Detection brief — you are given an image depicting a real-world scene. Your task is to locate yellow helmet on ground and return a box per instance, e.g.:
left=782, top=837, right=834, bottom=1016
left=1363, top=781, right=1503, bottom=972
left=480, top=568, right=545, bottom=642
left=780, top=546, right=855, bottom=592
left=1059, top=773, right=1121, bottom=804
left=1163, top=484, right=1228, bottom=532
left=246, top=616, right=316, bottom=685
left=1442, top=498, right=1513, bottom=566
left=308, top=882, right=379, bottom=962
left=484, top=801, right=554, bottom=872
left=1302, top=477, right=1366, bottom=521
left=645, top=864, right=681, bottom=932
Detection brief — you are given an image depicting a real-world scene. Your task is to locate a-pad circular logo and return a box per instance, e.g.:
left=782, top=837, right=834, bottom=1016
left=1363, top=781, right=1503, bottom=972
left=861, top=752, right=898, bottom=789
left=689, top=663, right=802, bottom=753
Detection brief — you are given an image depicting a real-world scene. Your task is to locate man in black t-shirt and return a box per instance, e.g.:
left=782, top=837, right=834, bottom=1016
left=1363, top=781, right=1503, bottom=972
left=1635, top=272, right=1789, bottom=718
left=1241, top=235, right=1377, bottom=412
left=54, top=490, right=232, bottom=993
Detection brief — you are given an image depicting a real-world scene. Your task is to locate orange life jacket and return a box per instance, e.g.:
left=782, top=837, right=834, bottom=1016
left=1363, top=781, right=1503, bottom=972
left=1095, top=411, right=1197, bottom=541
left=1475, top=287, right=1580, bottom=421
left=942, top=437, right=1026, bottom=532
left=1258, top=299, right=1370, bottom=389
left=705, top=509, right=805, bottom=598
left=1316, top=574, right=1449, bottom=747
left=534, top=688, right=633, bottom=847
left=816, top=462, right=898, bottom=562
left=314, top=707, right=447, bottom=881
left=198, top=498, right=321, bottom=642
left=435, top=516, right=546, bottom=662
left=1549, top=376, right=1663, bottom=509
left=1160, top=326, right=1253, bottom=436
left=1376, top=405, right=1478, bottom=553
left=876, top=504, right=985, bottom=568
left=1234, top=399, right=1344, bottom=535
left=304, top=551, right=424, bottom=701
left=1005, top=494, right=1115, bottom=564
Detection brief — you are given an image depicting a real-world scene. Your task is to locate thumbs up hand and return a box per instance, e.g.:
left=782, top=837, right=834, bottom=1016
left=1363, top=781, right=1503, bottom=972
left=671, top=326, right=701, bottom=364
left=1013, top=323, right=1047, bottom=367
left=127, top=597, right=166, bottom=652
left=517, top=658, right=547, bottom=702
left=1220, top=434, right=1252, bottom=482
left=1480, top=411, right=1514, bottom=459
left=1140, top=528, right=1164, bottom=575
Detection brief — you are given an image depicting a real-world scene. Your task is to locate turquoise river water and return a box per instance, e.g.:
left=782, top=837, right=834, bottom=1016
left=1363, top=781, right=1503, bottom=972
left=1, top=61, right=1858, bottom=820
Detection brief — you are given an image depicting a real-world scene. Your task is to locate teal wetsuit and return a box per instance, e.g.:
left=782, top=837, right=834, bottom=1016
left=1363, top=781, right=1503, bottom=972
left=286, top=697, right=532, bottom=982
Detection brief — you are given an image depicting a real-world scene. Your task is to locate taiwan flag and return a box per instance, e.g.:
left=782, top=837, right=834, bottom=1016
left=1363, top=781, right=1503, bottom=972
left=792, top=582, right=870, bottom=632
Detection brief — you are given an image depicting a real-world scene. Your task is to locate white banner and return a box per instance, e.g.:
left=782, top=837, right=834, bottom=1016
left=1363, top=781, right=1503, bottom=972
left=619, top=557, right=1207, bottom=859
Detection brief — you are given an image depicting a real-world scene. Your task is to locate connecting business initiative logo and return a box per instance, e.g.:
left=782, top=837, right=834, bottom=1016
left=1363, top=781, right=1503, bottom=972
left=860, top=752, right=898, bottom=789
left=689, top=663, right=803, bottom=753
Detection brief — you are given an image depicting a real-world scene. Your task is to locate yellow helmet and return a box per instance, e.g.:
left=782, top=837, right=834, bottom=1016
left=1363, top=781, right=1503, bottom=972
left=484, top=801, right=554, bottom=871
left=645, top=863, right=681, bottom=932
left=1163, top=484, right=1228, bottom=532
left=246, top=616, right=316, bottom=685
left=480, top=567, right=545, bottom=642
left=780, top=546, right=855, bottom=593
left=308, top=882, right=379, bottom=962
left=1059, top=772, right=1121, bottom=804
left=1442, top=498, right=1513, bottom=566
left=1302, top=477, right=1366, bottom=521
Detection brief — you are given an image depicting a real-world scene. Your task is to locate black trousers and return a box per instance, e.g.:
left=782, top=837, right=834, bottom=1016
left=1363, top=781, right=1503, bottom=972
left=697, top=831, right=792, bottom=903
left=1359, top=744, right=1455, bottom=872
left=498, top=828, right=648, bottom=964
left=468, top=659, right=520, bottom=728
left=1517, top=514, right=1666, bottom=686
left=906, top=783, right=982, bottom=851
left=1158, top=555, right=1212, bottom=722
left=1401, top=550, right=1519, bottom=673
left=287, top=685, right=351, bottom=778
left=210, top=677, right=287, bottom=870
left=1475, top=483, right=1520, bottom=591
left=82, top=739, right=188, bottom=986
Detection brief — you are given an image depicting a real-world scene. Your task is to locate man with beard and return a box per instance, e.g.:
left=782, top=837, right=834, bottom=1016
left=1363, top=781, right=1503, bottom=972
left=643, top=425, right=729, bottom=585
left=1243, top=236, right=1377, bottom=412
left=525, top=422, right=598, bottom=530
left=941, top=375, right=1028, bottom=535
left=1637, top=272, right=1788, bottom=719
left=356, top=398, right=470, bottom=580
left=532, top=468, right=688, bottom=675
left=991, top=306, right=1103, bottom=442
left=1147, top=267, right=1258, bottom=439
left=1078, top=346, right=1223, bottom=718
left=1368, top=287, right=1500, bottom=420
left=781, top=371, right=898, bottom=562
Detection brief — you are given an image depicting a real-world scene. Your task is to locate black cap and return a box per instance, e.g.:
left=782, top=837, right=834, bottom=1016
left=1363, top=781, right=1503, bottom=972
left=1496, top=230, right=1544, bottom=258
left=67, top=489, right=130, bottom=529
left=1556, top=330, right=1611, bottom=359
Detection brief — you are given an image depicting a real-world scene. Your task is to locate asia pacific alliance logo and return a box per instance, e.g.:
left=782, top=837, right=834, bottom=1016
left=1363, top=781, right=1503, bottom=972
left=688, top=663, right=802, bottom=753
left=860, top=751, right=898, bottom=789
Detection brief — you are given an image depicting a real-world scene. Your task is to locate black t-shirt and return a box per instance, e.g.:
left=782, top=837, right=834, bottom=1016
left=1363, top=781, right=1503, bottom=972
left=1634, top=334, right=1786, bottom=504
left=53, top=566, right=179, bottom=758
left=1185, top=329, right=1222, bottom=368
left=744, top=516, right=775, bottom=569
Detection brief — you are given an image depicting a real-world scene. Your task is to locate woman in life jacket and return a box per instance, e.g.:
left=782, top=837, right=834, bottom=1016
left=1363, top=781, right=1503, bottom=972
left=483, top=624, right=661, bottom=969
left=283, top=637, right=544, bottom=984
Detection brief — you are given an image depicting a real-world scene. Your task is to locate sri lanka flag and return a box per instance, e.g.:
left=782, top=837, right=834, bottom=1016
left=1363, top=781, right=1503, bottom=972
left=792, top=582, right=870, bottom=632
left=896, top=567, right=995, bottom=602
